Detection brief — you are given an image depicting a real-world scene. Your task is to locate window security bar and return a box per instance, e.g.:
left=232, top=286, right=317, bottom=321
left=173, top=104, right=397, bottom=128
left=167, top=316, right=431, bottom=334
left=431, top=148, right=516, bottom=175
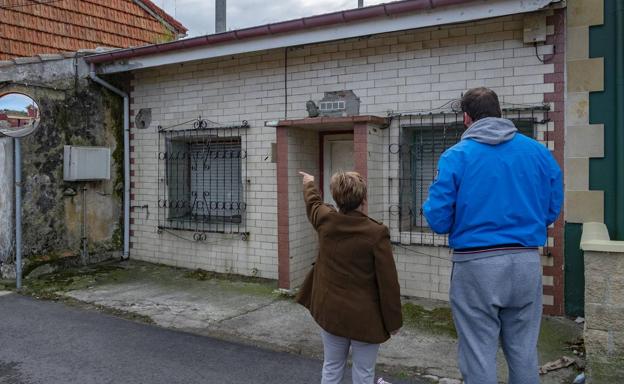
left=389, top=105, right=550, bottom=247
left=157, top=118, right=249, bottom=238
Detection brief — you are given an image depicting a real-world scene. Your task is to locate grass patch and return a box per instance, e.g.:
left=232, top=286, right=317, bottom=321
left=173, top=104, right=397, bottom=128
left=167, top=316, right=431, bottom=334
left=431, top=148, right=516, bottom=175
left=402, top=302, right=457, bottom=338
left=184, top=268, right=271, bottom=284
left=21, top=263, right=126, bottom=299
left=184, top=268, right=278, bottom=297
left=19, top=262, right=155, bottom=325
left=538, top=317, right=584, bottom=362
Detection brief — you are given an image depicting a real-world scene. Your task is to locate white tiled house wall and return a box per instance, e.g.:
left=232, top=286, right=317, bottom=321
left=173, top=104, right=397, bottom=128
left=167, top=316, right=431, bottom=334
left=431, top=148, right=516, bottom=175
left=130, top=11, right=556, bottom=299
left=130, top=49, right=287, bottom=279
left=284, top=12, right=556, bottom=299
left=287, top=129, right=319, bottom=287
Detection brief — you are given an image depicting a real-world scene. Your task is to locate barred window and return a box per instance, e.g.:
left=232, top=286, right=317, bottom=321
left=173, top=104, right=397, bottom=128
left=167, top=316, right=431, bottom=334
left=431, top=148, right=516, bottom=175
left=158, top=120, right=248, bottom=235
left=395, top=108, right=547, bottom=245
left=190, top=138, right=242, bottom=220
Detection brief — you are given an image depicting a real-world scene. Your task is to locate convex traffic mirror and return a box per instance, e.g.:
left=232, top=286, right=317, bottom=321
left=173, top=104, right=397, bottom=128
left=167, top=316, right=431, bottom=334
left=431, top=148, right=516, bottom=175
left=0, top=93, right=41, bottom=138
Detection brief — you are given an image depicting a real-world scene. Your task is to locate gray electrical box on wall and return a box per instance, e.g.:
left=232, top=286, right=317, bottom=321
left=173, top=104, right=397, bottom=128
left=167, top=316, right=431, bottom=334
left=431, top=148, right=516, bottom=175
left=523, top=13, right=547, bottom=43
left=63, top=145, right=111, bottom=181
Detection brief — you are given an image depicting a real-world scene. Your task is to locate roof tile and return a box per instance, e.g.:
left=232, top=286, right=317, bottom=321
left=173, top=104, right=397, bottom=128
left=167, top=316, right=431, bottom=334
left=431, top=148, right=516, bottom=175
left=0, top=0, right=187, bottom=60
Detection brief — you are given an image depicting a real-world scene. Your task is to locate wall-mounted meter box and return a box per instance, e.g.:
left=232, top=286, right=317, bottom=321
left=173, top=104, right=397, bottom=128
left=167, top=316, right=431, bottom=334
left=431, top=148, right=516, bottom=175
left=63, top=145, right=111, bottom=181
left=523, top=13, right=547, bottom=43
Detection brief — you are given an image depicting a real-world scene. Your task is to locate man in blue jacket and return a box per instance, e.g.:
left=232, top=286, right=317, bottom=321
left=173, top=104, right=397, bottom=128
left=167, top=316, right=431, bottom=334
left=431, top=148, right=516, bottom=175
left=423, top=88, right=563, bottom=384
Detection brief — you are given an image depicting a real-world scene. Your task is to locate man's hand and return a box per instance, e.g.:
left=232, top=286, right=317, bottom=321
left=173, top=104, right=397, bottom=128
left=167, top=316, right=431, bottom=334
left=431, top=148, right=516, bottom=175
left=299, top=171, right=314, bottom=184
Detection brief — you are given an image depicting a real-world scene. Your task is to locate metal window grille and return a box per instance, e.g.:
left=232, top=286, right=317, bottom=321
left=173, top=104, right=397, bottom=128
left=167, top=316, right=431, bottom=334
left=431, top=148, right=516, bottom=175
left=391, top=105, right=550, bottom=246
left=158, top=119, right=249, bottom=235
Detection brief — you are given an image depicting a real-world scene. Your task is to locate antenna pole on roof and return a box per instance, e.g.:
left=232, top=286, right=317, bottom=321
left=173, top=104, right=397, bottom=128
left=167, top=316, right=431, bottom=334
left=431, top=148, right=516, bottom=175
left=216, top=0, right=226, bottom=33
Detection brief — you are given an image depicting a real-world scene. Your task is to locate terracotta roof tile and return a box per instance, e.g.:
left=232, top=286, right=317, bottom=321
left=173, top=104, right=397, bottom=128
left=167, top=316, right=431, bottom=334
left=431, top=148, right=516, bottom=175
left=0, top=0, right=187, bottom=60
left=136, top=0, right=187, bottom=35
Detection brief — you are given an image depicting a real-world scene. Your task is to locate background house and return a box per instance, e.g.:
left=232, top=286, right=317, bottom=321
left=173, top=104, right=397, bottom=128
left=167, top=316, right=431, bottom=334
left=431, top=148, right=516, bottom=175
left=0, top=0, right=186, bottom=273
left=85, top=0, right=575, bottom=314
left=0, top=0, right=187, bottom=60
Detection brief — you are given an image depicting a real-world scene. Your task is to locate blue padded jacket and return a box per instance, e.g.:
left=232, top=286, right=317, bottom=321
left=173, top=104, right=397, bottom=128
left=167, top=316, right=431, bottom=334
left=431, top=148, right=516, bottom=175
left=422, top=117, right=563, bottom=251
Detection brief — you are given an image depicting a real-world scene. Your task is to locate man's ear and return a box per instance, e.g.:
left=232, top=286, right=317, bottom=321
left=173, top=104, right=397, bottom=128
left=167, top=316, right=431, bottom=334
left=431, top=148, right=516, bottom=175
left=463, top=112, right=473, bottom=128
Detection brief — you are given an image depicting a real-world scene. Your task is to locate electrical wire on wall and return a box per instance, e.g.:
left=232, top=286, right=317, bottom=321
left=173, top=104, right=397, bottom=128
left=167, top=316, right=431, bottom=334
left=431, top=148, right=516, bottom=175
left=534, top=42, right=555, bottom=64
left=284, top=47, right=288, bottom=119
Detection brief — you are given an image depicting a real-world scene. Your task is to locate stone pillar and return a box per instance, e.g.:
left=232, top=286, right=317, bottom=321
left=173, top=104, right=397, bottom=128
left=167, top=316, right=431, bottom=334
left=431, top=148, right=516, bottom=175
left=581, top=222, right=624, bottom=383
left=0, top=137, right=14, bottom=264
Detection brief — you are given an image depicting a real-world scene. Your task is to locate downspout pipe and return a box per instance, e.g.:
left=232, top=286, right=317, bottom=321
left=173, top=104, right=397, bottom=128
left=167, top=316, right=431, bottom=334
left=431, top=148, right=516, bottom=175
left=88, top=64, right=130, bottom=259
left=615, top=0, right=624, bottom=239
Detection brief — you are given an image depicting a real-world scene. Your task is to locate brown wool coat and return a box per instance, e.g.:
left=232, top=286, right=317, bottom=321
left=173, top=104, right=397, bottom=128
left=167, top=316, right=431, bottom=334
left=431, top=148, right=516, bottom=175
left=295, top=181, right=403, bottom=344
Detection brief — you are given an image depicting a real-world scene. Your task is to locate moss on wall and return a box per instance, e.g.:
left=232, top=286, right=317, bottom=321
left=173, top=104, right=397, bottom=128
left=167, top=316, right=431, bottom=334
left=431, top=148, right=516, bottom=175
left=8, top=81, right=123, bottom=262
left=105, top=88, right=124, bottom=200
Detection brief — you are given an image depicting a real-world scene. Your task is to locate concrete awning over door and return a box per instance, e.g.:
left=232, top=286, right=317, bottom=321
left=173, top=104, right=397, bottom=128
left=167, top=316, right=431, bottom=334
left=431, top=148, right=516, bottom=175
left=277, top=115, right=388, bottom=131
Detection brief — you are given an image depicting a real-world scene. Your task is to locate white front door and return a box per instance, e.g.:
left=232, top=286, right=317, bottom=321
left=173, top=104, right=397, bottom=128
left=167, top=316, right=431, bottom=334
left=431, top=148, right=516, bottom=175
left=323, top=134, right=354, bottom=207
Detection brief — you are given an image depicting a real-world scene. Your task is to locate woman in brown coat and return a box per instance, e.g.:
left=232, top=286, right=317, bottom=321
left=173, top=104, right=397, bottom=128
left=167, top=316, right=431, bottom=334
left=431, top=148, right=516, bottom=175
left=296, top=171, right=402, bottom=384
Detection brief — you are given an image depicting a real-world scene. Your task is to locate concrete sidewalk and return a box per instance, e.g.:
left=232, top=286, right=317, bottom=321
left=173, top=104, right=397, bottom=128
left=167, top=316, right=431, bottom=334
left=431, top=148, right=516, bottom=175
left=19, top=260, right=583, bottom=384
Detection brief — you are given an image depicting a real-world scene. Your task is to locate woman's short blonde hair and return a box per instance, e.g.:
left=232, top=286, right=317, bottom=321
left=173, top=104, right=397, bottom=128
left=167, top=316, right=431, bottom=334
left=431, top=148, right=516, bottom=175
left=329, top=171, right=367, bottom=212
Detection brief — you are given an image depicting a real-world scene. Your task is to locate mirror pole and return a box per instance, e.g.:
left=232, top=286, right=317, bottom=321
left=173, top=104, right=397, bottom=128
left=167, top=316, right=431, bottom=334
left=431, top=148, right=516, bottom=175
left=14, top=137, right=21, bottom=290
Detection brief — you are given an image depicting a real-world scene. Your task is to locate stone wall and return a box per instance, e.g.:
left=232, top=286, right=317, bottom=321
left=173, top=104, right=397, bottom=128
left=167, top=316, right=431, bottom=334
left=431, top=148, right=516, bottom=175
left=0, top=55, right=123, bottom=270
left=581, top=222, right=624, bottom=383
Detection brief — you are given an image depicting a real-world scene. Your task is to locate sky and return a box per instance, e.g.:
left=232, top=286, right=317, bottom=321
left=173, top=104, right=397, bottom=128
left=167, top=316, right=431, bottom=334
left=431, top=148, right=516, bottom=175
left=0, top=93, right=36, bottom=113
left=158, top=0, right=392, bottom=37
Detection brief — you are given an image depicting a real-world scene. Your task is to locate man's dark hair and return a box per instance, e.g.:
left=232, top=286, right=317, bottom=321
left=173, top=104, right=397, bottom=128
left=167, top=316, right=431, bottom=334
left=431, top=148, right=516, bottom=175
left=460, top=87, right=502, bottom=121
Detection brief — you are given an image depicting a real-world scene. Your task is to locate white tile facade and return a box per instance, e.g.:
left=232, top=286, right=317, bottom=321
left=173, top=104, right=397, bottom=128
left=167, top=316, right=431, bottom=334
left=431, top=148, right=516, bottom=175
left=129, top=11, right=558, bottom=300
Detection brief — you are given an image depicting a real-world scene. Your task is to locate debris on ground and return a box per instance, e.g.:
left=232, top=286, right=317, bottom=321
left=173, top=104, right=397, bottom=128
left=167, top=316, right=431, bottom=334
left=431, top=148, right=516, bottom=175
left=574, top=317, right=585, bottom=324
left=572, top=372, right=586, bottom=384
left=539, top=356, right=576, bottom=374
left=566, top=338, right=586, bottom=358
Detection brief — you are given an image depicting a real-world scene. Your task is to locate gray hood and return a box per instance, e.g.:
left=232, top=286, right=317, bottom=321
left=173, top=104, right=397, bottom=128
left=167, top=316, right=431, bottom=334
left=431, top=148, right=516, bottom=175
left=461, top=117, right=517, bottom=145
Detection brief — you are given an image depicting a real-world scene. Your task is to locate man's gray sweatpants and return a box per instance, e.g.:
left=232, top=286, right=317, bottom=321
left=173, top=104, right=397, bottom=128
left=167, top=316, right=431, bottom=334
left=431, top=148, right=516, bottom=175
left=450, top=250, right=542, bottom=384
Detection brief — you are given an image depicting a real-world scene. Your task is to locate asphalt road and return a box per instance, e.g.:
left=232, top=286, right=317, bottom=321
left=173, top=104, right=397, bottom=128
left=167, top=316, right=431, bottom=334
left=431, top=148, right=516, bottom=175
left=0, top=293, right=423, bottom=384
